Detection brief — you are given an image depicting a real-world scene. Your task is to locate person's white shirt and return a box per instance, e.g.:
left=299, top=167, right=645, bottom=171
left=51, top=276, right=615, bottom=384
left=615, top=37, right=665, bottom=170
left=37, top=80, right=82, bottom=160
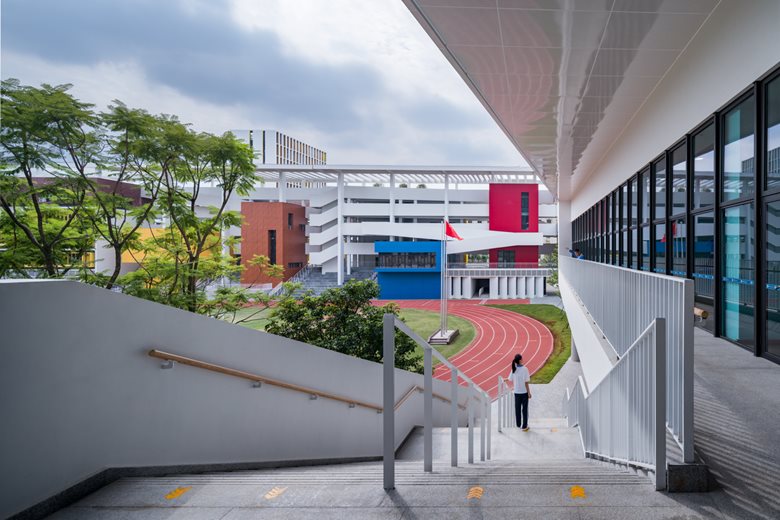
left=508, top=365, right=530, bottom=394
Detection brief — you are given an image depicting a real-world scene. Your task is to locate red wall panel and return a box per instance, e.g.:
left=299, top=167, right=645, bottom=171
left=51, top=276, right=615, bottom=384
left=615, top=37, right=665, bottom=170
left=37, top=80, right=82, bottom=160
left=489, top=184, right=538, bottom=232
left=240, top=202, right=306, bottom=285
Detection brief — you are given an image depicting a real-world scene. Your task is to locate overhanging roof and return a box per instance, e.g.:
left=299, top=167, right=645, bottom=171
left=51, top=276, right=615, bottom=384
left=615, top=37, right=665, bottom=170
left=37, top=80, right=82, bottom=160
left=254, top=164, right=538, bottom=185
left=403, top=0, right=720, bottom=200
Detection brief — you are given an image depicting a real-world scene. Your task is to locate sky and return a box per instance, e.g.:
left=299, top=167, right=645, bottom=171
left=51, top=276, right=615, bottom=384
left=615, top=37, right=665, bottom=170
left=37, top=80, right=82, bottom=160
left=1, top=0, right=525, bottom=167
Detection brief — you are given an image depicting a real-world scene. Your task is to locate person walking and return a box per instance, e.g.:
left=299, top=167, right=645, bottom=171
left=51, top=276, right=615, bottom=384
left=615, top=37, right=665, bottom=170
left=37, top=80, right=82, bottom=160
left=508, top=353, right=531, bottom=431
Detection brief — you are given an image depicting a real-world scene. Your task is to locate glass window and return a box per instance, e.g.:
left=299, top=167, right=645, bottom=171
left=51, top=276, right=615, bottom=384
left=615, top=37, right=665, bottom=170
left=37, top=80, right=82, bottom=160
left=653, top=222, right=666, bottom=274
left=640, top=168, right=651, bottom=225
left=621, top=184, right=628, bottom=229
left=631, top=227, right=638, bottom=269
left=629, top=178, right=638, bottom=227
left=638, top=226, right=648, bottom=270
left=621, top=230, right=628, bottom=267
left=767, top=76, right=780, bottom=191
left=653, top=157, right=667, bottom=221
left=722, top=96, right=755, bottom=202
left=521, top=192, right=530, bottom=230
left=671, top=145, right=687, bottom=216
left=767, top=200, right=780, bottom=357
left=693, top=124, right=715, bottom=209
left=670, top=217, right=687, bottom=277
left=693, top=212, right=715, bottom=332
left=722, top=203, right=756, bottom=347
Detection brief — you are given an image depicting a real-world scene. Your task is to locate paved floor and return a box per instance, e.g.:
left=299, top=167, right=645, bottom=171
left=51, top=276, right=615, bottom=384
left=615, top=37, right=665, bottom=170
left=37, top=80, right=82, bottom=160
left=376, top=299, right=554, bottom=398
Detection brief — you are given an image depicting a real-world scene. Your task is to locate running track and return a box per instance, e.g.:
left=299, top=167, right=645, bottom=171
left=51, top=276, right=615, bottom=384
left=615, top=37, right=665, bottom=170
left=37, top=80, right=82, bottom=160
left=375, top=300, right=554, bottom=400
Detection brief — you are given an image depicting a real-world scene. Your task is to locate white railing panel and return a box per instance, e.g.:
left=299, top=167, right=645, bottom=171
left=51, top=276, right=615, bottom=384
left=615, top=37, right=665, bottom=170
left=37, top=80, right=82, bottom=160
left=560, top=257, right=693, bottom=462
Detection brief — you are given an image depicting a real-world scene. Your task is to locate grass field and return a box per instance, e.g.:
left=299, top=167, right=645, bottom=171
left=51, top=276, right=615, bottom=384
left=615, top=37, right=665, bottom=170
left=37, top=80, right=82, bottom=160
left=488, top=304, right=571, bottom=384
left=228, top=306, right=476, bottom=367
left=398, top=308, right=476, bottom=366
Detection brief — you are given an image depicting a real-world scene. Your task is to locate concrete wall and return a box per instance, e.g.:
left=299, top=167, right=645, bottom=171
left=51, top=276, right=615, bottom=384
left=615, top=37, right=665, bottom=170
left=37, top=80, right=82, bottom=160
left=0, top=280, right=466, bottom=519
left=570, top=0, right=780, bottom=217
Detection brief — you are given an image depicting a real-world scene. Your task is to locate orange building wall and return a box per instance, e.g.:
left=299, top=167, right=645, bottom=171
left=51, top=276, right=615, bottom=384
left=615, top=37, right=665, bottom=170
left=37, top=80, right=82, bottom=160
left=240, top=202, right=307, bottom=285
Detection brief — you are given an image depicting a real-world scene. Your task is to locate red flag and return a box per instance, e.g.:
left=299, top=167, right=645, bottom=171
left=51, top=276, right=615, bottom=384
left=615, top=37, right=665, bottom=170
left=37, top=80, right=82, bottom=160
left=445, top=221, right=463, bottom=240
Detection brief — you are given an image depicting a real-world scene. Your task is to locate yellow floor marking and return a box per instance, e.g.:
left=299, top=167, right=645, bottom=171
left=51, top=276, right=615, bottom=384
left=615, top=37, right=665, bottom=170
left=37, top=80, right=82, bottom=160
left=550, top=428, right=558, bottom=432
left=467, top=486, right=484, bottom=500
left=264, top=486, right=288, bottom=500
left=570, top=485, right=587, bottom=499
left=165, top=486, right=192, bottom=500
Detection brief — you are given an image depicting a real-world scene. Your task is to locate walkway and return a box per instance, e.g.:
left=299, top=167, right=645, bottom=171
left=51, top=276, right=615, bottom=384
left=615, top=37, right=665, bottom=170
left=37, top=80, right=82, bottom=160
left=376, top=299, right=554, bottom=399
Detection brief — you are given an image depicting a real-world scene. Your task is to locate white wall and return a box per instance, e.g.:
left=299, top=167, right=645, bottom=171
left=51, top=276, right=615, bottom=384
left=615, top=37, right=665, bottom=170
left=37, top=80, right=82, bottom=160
left=570, top=0, right=780, bottom=217
left=0, top=281, right=465, bottom=519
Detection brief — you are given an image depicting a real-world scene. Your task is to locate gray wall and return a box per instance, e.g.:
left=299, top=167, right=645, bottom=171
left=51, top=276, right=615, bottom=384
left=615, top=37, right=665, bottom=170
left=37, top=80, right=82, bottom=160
left=0, top=280, right=465, bottom=518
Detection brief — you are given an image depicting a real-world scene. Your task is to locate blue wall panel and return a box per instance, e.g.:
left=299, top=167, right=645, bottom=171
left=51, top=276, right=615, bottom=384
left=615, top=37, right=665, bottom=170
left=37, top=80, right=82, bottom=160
left=377, top=272, right=440, bottom=300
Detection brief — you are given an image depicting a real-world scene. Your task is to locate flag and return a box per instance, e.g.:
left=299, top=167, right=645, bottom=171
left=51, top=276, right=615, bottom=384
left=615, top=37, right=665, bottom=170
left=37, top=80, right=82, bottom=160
left=445, top=220, right=463, bottom=240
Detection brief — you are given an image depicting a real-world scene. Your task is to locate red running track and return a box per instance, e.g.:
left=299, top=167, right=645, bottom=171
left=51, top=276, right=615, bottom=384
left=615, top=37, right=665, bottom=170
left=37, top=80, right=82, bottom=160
left=375, top=300, right=554, bottom=399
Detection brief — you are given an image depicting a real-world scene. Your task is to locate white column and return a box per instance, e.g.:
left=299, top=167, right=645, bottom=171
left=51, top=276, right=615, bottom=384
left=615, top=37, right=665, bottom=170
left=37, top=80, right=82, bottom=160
left=389, top=173, right=395, bottom=237
left=462, top=276, right=471, bottom=299
left=337, top=173, right=345, bottom=286
left=535, top=276, right=544, bottom=296
left=558, top=200, right=571, bottom=257
left=444, top=173, right=449, bottom=221
left=527, top=277, right=535, bottom=297
left=508, top=276, right=517, bottom=298
left=489, top=277, right=498, bottom=299
left=278, top=171, right=287, bottom=203
left=454, top=276, right=462, bottom=299
left=499, top=277, right=508, bottom=299
left=517, top=277, right=527, bottom=298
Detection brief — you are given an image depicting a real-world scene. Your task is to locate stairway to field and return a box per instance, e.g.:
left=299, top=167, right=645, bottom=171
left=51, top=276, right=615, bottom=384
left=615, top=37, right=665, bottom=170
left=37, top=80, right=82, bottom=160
left=290, top=266, right=374, bottom=297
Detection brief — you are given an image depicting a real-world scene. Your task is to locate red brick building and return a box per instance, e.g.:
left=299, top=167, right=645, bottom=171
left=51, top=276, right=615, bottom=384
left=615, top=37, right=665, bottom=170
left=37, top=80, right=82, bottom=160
left=240, top=202, right=306, bottom=285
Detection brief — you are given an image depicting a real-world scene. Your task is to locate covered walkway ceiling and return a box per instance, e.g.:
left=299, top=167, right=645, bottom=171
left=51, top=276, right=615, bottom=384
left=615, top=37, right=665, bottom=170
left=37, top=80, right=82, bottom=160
left=403, top=0, right=720, bottom=200
left=253, top=165, right=536, bottom=185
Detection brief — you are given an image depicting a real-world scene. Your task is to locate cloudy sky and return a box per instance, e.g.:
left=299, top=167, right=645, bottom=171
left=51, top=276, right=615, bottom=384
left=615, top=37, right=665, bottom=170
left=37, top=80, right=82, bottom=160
left=1, top=0, right=524, bottom=166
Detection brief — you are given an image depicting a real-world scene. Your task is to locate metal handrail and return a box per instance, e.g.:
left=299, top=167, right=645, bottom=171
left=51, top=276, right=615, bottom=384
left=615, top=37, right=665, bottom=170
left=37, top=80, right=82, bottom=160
left=383, top=314, right=492, bottom=490
left=148, top=349, right=466, bottom=414
left=562, top=319, right=667, bottom=490
left=559, top=256, right=693, bottom=463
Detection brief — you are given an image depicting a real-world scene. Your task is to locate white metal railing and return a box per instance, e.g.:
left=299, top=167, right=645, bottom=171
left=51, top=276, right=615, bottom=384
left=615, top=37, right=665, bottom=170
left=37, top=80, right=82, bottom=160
left=560, top=256, right=693, bottom=462
left=268, top=264, right=316, bottom=296
left=562, top=319, right=667, bottom=490
left=383, top=314, right=491, bottom=490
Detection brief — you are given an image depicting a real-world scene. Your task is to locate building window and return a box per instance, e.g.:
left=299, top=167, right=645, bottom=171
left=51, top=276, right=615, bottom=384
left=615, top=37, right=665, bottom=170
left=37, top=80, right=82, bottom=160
left=268, top=230, right=276, bottom=265
left=693, top=212, right=715, bottom=332
left=288, top=262, right=303, bottom=268
left=670, top=217, right=686, bottom=278
left=378, top=252, right=436, bottom=269
left=722, top=95, right=755, bottom=202
left=288, top=213, right=293, bottom=230
left=721, top=203, right=755, bottom=347
left=767, top=76, right=780, bottom=191
left=521, top=192, right=529, bottom=230
left=671, top=144, right=687, bottom=216
left=766, top=199, right=780, bottom=357
left=693, top=123, right=715, bottom=209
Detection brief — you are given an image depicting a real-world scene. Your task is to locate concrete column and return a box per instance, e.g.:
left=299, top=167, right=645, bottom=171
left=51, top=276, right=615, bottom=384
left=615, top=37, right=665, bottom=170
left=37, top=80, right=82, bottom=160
left=337, top=173, right=345, bottom=286
left=489, top=278, right=498, bottom=300
left=527, top=277, right=535, bottom=298
left=558, top=200, right=571, bottom=257
left=517, top=277, right=526, bottom=298
left=389, top=173, right=395, bottom=232
left=444, top=174, right=449, bottom=221
left=462, top=277, right=471, bottom=299
left=499, top=277, right=508, bottom=299
left=508, top=276, right=517, bottom=298
left=535, top=276, right=544, bottom=296
left=454, top=276, right=462, bottom=299
left=278, top=171, right=287, bottom=203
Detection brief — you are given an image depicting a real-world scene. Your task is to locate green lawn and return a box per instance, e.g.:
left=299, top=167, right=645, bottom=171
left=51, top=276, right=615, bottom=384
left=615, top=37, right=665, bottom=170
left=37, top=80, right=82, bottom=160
left=399, top=308, right=476, bottom=366
left=488, top=304, right=571, bottom=384
left=226, top=306, right=273, bottom=331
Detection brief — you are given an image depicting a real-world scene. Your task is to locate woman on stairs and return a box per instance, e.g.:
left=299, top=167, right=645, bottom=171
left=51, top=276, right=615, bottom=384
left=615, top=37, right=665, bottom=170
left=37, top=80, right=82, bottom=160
left=509, top=353, right=532, bottom=431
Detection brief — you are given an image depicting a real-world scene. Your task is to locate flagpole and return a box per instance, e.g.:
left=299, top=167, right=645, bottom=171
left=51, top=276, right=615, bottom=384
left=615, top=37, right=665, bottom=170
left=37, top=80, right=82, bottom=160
left=441, top=220, right=446, bottom=336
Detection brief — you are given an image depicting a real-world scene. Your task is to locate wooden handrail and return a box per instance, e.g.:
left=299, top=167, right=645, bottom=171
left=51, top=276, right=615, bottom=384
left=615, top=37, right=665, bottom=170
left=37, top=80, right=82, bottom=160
left=149, top=349, right=466, bottom=413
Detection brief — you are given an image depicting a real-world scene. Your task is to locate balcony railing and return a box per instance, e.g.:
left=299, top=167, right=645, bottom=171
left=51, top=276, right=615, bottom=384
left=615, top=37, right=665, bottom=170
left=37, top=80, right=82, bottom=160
left=559, top=256, right=694, bottom=462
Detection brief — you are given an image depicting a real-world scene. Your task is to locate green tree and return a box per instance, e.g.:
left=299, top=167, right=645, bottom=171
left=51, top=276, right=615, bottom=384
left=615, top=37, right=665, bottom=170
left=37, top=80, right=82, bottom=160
left=0, top=79, right=98, bottom=276
left=265, top=280, right=422, bottom=372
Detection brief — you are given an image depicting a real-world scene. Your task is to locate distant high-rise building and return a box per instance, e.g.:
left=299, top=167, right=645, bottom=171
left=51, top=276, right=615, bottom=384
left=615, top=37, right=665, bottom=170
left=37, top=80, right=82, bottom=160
left=231, top=129, right=326, bottom=166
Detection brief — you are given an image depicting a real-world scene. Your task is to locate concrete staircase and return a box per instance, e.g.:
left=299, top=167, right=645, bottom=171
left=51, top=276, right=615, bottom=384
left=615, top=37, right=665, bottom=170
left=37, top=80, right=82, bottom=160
left=291, top=266, right=375, bottom=297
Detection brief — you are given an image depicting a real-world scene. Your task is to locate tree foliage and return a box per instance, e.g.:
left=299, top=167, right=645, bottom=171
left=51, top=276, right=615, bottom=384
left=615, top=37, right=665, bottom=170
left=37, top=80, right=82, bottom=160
left=266, top=280, right=422, bottom=372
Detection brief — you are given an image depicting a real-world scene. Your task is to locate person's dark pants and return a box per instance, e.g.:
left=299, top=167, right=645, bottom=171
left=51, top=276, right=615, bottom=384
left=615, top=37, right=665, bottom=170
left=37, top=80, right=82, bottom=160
left=514, top=393, right=529, bottom=428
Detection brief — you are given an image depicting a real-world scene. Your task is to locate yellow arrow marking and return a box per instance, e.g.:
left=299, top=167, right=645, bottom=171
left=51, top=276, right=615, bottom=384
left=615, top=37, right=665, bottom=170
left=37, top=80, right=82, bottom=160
left=570, top=485, right=586, bottom=499
left=264, top=486, right=288, bottom=500
left=165, top=486, right=192, bottom=500
left=466, top=486, right=484, bottom=500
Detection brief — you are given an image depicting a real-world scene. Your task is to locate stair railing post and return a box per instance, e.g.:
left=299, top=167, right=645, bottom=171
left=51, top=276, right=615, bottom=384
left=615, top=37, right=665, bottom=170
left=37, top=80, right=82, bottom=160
left=383, top=313, right=395, bottom=490
left=451, top=366, right=458, bottom=467
left=424, top=346, right=433, bottom=473
left=468, top=385, right=474, bottom=464
left=486, top=394, right=492, bottom=460
left=655, top=318, right=667, bottom=491
left=497, top=376, right=502, bottom=433
left=480, top=394, right=486, bottom=461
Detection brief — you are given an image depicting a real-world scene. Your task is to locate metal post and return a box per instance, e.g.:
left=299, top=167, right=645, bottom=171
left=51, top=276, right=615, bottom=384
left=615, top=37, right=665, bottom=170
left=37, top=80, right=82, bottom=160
left=655, top=318, right=667, bottom=491
left=451, top=367, right=458, bottom=467
left=682, top=281, right=695, bottom=463
left=383, top=314, right=395, bottom=490
left=487, top=395, right=492, bottom=460
left=468, top=388, right=474, bottom=464
left=497, top=377, right=502, bottom=433
left=424, top=347, right=433, bottom=473
left=480, top=395, right=486, bottom=461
